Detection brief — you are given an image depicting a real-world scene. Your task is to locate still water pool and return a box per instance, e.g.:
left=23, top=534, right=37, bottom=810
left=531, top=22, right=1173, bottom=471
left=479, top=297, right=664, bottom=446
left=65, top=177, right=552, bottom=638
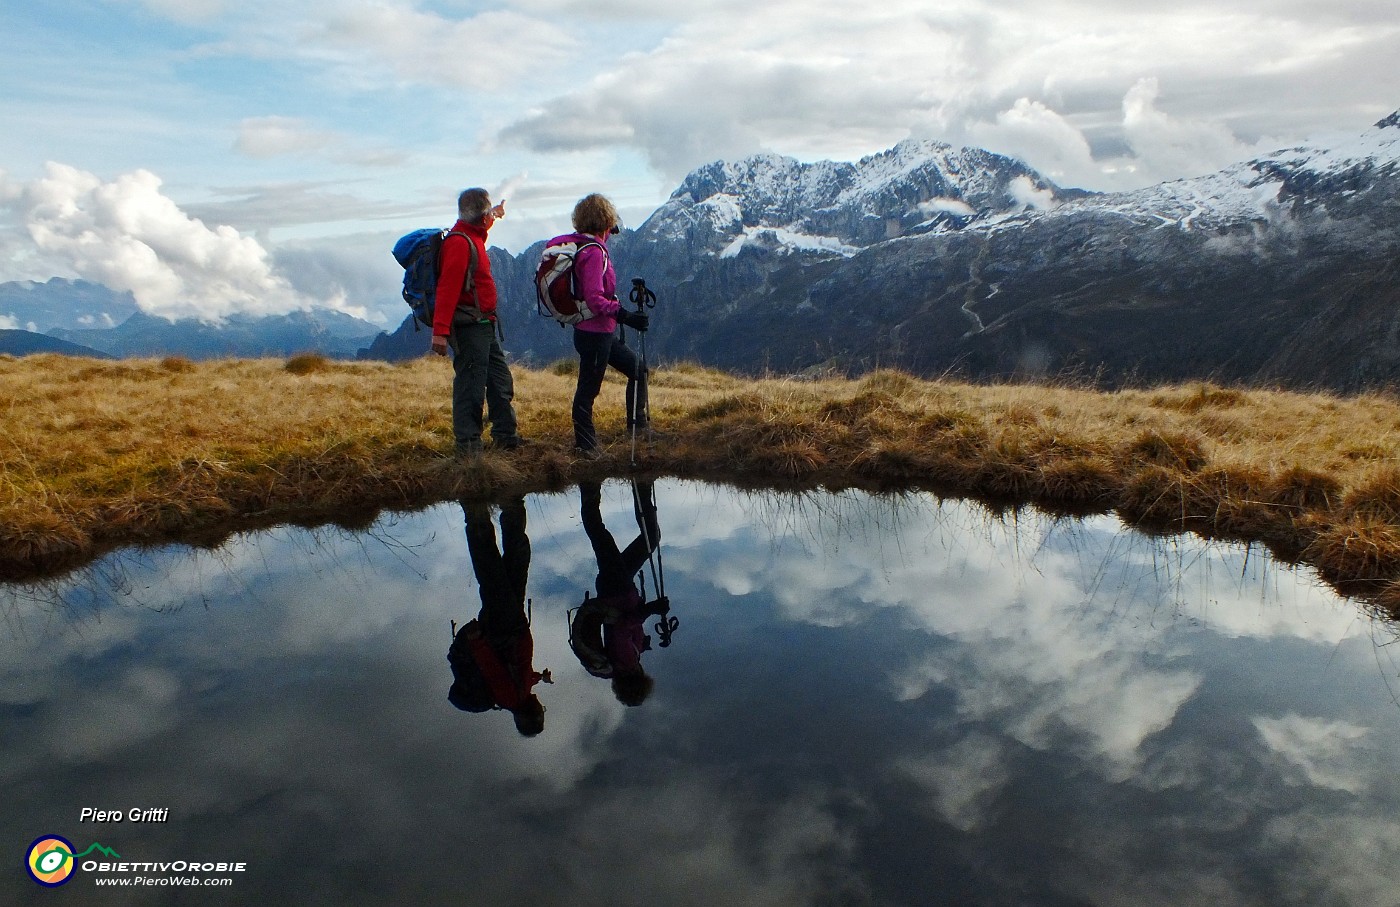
left=4, top=479, right=1400, bottom=905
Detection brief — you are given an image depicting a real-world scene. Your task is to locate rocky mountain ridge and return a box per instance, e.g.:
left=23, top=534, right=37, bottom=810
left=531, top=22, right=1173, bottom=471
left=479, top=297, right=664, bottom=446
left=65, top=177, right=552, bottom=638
left=482, top=109, right=1400, bottom=391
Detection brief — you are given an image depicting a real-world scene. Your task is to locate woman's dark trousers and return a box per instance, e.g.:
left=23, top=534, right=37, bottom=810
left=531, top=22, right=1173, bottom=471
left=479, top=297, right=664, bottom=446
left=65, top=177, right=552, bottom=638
left=572, top=327, right=647, bottom=451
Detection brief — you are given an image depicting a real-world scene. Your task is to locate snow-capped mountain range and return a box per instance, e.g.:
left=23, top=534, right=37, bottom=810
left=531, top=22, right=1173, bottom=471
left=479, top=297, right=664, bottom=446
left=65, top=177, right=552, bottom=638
left=479, top=107, right=1400, bottom=389
left=639, top=112, right=1399, bottom=258
left=638, top=140, right=1087, bottom=257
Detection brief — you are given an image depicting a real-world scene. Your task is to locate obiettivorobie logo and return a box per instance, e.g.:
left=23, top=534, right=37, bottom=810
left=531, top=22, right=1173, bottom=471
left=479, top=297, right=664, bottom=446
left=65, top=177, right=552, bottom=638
left=24, top=833, right=248, bottom=890
left=25, top=835, right=120, bottom=887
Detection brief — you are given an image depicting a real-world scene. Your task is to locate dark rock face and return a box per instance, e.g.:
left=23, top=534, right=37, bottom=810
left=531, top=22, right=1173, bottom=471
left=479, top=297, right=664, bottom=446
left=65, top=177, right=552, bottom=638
left=48, top=309, right=381, bottom=360
left=0, top=278, right=139, bottom=334
left=0, top=329, right=112, bottom=358
left=3, top=280, right=385, bottom=361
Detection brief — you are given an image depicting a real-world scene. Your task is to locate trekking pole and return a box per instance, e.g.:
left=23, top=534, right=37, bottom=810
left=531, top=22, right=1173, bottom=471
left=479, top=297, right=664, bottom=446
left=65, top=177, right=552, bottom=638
left=628, top=278, right=657, bottom=467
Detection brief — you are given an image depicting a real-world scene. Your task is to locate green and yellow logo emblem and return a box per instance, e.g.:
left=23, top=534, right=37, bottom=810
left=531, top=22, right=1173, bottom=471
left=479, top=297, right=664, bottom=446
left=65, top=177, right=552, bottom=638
left=25, top=836, right=120, bottom=887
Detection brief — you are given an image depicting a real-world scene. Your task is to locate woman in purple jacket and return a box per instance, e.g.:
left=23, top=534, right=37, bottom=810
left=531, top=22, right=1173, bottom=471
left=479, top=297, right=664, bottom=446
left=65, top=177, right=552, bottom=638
left=555, top=193, right=650, bottom=457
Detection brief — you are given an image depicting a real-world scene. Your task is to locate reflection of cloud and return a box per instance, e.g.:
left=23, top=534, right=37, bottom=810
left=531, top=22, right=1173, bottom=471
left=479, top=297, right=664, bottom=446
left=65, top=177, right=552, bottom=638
left=1003, top=659, right=1201, bottom=780
left=45, top=666, right=182, bottom=762
left=696, top=491, right=1361, bottom=783
left=1254, top=713, right=1371, bottom=794
left=1264, top=813, right=1400, bottom=907
left=898, top=733, right=1009, bottom=832
left=533, top=780, right=862, bottom=906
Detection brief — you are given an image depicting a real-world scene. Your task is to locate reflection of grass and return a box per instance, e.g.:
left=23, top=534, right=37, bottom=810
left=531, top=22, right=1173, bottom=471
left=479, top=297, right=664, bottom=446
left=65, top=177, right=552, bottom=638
left=5, top=353, right=1400, bottom=608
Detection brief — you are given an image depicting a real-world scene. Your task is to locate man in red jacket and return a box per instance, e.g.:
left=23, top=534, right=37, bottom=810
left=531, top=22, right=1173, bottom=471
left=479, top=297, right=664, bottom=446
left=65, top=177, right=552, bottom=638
left=430, top=188, right=524, bottom=457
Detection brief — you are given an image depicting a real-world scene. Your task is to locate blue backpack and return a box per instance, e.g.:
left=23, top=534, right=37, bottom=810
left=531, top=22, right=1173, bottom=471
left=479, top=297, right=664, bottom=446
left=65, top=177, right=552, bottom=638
left=392, top=228, right=476, bottom=328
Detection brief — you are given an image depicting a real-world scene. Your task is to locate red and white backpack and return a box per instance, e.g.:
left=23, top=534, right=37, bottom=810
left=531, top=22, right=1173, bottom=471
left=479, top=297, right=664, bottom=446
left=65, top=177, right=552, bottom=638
left=534, top=238, right=607, bottom=326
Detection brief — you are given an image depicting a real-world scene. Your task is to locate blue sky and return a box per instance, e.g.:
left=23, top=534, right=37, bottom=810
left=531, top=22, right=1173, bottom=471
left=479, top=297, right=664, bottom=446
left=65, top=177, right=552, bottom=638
left=2, top=1, right=1398, bottom=326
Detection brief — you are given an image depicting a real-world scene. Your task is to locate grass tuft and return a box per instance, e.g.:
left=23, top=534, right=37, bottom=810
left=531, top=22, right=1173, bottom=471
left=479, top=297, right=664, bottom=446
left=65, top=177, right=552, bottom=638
left=1120, top=429, right=1208, bottom=472
left=285, top=352, right=333, bottom=375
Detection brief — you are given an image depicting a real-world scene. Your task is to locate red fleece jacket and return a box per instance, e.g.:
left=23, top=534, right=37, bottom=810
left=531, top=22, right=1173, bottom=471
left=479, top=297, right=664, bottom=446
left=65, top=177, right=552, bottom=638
left=433, top=219, right=498, bottom=336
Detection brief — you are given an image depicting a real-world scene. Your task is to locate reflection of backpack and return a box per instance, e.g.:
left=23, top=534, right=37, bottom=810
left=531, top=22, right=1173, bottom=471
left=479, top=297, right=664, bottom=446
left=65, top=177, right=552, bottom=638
left=567, top=595, right=613, bottom=678
left=535, top=239, right=605, bottom=325
left=393, top=228, right=475, bottom=329
left=447, top=621, right=497, bottom=713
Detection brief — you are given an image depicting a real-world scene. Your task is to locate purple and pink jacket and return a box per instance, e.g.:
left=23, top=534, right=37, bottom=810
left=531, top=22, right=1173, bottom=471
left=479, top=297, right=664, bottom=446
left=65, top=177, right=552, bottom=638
left=602, top=588, right=648, bottom=675
left=549, top=231, right=619, bottom=333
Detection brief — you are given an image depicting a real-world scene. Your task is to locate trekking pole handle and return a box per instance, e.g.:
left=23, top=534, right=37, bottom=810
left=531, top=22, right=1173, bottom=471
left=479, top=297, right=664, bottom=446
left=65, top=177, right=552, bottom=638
left=629, top=278, right=657, bottom=310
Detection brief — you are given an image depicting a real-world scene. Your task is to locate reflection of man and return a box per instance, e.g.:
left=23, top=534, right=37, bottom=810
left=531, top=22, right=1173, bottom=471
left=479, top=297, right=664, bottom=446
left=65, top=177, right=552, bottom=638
left=569, top=480, right=666, bottom=706
left=447, top=497, right=549, bottom=736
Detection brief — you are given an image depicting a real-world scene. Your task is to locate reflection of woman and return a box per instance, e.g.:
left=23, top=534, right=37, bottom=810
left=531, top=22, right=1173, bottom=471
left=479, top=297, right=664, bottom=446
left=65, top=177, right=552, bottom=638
left=569, top=480, right=665, bottom=706
left=447, top=497, right=549, bottom=736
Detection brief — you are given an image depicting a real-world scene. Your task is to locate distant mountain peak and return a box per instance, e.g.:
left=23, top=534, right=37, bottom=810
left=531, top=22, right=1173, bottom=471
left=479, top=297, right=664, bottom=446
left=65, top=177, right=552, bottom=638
left=858, top=138, right=957, bottom=171
left=1375, top=109, right=1400, bottom=131
left=645, top=137, right=1074, bottom=258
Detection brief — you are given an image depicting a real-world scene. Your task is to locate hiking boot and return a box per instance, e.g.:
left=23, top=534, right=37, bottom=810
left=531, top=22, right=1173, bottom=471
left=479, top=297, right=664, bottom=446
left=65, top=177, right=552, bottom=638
left=573, top=445, right=604, bottom=461
left=493, top=435, right=530, bottom=451
left=454, top=440, right=483, bottom=460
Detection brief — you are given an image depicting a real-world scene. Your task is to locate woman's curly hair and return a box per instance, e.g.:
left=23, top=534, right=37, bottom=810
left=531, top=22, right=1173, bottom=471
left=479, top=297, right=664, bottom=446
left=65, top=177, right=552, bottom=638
left=572, top=193, right=619, bottom=236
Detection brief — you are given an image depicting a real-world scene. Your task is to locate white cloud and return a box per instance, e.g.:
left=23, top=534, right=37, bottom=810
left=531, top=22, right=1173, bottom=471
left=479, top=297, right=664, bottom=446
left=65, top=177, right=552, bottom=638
left=1008, top=175, right=1056, bottom=210
left=918, top=197, right=977, bottom=218
left=12, top=162, right=348, bottom=321
left=499, top=4, right=951, bottom=180
left=0, top=314, right=17, bottom=329
left=139, top=0, right=227, bottom=23
left=496, top=1, right=1400, bottom=189
left=234, top=117, right=408, bottom=170
left=235, top=116, right=337, bottom=158
left=0, top=168, right=20, bottom=204
left=1122, top=77, right=1252, bottom=180
left=288, top=3, right=581, bottom=94
left=965, top=98, right=1099, bottom=186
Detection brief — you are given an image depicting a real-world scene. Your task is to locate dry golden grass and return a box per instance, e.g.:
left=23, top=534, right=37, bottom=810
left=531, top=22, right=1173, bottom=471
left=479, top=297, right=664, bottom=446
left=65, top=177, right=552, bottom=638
left=6, top=354, right=1400, bottom=614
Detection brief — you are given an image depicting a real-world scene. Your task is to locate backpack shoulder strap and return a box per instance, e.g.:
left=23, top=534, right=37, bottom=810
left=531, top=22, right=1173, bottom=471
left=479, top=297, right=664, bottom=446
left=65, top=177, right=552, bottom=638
left=443, top=230, right=477, bottom=286
left=568, top=241, right=608, bottom=302
left=442, top=230, right=481, bottom=315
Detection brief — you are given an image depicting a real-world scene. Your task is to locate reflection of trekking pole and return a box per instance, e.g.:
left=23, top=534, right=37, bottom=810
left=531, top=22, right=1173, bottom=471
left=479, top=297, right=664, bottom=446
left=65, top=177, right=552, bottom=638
left=631, top=478, right=676, bottom=646
left=628, top=278, right=657, bottom=467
